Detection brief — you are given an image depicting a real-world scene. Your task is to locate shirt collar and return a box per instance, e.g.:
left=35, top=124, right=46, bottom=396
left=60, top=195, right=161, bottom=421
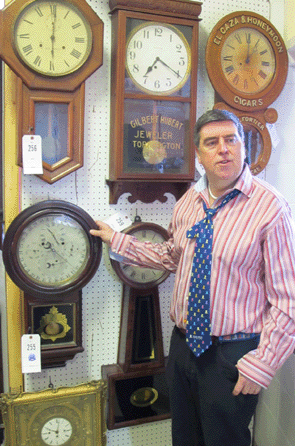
left=194, top=163, right=254, bottom=199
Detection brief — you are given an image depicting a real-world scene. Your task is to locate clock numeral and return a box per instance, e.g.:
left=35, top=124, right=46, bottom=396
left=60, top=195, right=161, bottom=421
left=133, top=40, right=143, bottom=50
left=71, top=49, right=82, bottom=59
left=132, top=63, right=140, bottom=73
left=19, top=33, right=30, bottom=39
left=143, top=30, right=150, bottom=39
left=223, top=55, right=233, bottom=62
left=262, top=61, right=270, bottom=66
left=155, top=27, right=163, bottom=37
left=154, top=80, right=161, bottom=89
left=72, top=22, right=81, bottom=29
left=129, top=51, right=136, bottom=60
left=244, top=80, right=248, bottom=90
left=35, top=6, right=43, bottom=17
left=258, top=70, right=267, bottom=79
left=176, top=43, right=183, bottom=53
left=23, top=19, right=33, bottom=25
left=225, top=65, right=234, bottom=74
left=33, top=55, right=42, bottom=66
left=226, top=43, right=235, bottom=50
left=233, top=74, right=239, bottom=85
left=64, top=10, right=70, bottom=19
left=64, top=60, right=70, bottom=67
left=179, top=57, right=185, bottom=66
left=50, top=61, right=55, bottom=71
left=75, top=37, right=85, bottom=43
left=50, top=4, right=56, bottom=16
left=130, top=271, right=136, bottom=278
left=22, top=44, right=33, bottom=55
left=234, top=33, right=242, bottom=44
left=245, top=33, right=251, bottom=44
left=260, top=49, right=268, bottom=55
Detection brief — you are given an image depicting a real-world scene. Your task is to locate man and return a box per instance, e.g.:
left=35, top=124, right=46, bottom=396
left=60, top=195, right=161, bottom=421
left=91, top=109, right=295, bottom=446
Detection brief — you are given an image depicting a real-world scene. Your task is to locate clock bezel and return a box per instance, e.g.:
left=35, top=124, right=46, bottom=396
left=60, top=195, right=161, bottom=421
left=13, top=0, right=93, bottom=78
left=125, top=21, right=192, bottom=95
left=0, top=0, right=104, bottom=91
left=2, top=200, right=102, bottom=299
left=205, top=11, right=288, bottom=111
left=110, top=221, right=170, bottom=289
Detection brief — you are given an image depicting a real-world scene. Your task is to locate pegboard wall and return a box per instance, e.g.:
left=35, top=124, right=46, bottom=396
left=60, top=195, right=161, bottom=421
left=16, top=0, right=272, bottom=445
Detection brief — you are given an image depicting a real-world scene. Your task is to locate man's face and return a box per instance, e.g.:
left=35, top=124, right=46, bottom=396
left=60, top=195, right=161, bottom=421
left=196, top=120, right=245, bottom=187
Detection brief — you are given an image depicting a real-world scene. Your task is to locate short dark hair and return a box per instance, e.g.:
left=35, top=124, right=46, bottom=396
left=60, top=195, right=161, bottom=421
left=194, top=109, right=245, bottom=147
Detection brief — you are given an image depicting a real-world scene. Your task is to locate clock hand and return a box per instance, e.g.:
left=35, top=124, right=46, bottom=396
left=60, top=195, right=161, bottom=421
left=50, top=5, right=57, bottom=59
left=156, top=57, right=181, bottom=78
left=143, top=58, right=158, bottom=76
left=47, top=228, right=61, bottom=245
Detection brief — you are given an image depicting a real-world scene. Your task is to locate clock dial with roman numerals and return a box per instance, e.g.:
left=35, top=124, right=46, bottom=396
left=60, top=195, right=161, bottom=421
left=220, top=27, right=275, bottom=94
left=13, top=0, right=92, bottom=77
left=205, top=11, right=288, bottom=111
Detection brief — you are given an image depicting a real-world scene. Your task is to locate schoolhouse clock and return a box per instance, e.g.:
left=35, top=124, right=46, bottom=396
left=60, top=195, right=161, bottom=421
left=0, top=0, right=104, bottom=183
left=205, top=11, right=288, bottom=112
left=107, top=0, right=202, bottom=204
left=2, top=200, right=102, bottom=298
left=2, top=200, right=102, bottom=367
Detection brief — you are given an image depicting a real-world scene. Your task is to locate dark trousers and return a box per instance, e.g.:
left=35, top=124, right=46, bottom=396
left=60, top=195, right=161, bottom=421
left=166, top=326, right=260, bottom=446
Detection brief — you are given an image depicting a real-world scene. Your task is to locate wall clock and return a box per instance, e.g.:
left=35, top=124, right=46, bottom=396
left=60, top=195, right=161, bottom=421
left=103, top=217, right=171, bottom=428
left=0, top=380, right=107, bottom=445
left=2, top=200, right=102, bottom=367
left=107, top=0, right=202, bottom=204
left=205, top=11, right=288, bottom=112
left=0, top=0, right=104, bottom=183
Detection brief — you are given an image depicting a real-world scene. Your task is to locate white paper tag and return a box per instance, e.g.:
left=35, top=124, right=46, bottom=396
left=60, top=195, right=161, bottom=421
left=21, top=334, right=41, bottom=373
left=104, top=212, right=132, bottom=232
left=22, top=135, right=43, bottom=174
left=266, top=123, right=280, bottom=149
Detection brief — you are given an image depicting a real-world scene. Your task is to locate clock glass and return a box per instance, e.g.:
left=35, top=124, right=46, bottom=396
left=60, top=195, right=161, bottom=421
left=126, top=21, right=191, bottom=95
left=41, top=417, right=73, bottom=445
left=13, top=0, right=92, bottom=77
left=16, top=213, right=90, bottom=288
left=220, top=27, right=276, bottom=94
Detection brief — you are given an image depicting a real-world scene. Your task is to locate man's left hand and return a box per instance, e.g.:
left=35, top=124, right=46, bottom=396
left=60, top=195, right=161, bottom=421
left=232, top=372, right=261, bottom=396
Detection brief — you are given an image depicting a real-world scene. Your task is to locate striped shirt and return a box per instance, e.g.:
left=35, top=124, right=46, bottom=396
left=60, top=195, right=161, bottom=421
left=111, top=164, right=295, bottom=388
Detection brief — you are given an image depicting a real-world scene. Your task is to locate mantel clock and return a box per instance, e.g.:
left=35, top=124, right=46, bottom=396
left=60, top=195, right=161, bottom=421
left=107, top=0, right=202, bottom=204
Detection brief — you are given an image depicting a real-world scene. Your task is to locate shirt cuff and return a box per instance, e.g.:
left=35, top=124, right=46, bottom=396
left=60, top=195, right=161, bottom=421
left=237, top=351, right=276, bottom=389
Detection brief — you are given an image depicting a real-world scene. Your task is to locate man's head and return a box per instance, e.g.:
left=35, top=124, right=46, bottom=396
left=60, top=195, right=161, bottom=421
left=194, top=109, right=244, bottom=148
left=194, top=109, right=246, bottom=194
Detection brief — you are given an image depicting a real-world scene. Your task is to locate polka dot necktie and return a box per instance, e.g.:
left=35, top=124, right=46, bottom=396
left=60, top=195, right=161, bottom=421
left=186, top=189, right=241, bottom=357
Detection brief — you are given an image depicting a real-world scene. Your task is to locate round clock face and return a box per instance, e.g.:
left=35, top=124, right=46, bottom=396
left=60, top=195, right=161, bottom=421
left=41, top=417, right=73, bottom=445
left=220, top=27, right=276, bottom=94
left=205, top=12, right=288, bottom=111
left=17, top=214, right=89, bottom=287
left=13, top=0, right=92, bottom=77
left=111, top=222, right=170, bottom=288
left=126, top=22, right=191, bottom=95
left=2, top=201, right=102, bottom=298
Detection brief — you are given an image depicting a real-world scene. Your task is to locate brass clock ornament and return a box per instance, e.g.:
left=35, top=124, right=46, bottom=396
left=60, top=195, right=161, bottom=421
left=107, top=0, right=202, bottom=204
left=0, top=381, right=107, bottom=446
left=205, top=11, right=288, bottom=112
left=2, top=200, right=102, bottom=299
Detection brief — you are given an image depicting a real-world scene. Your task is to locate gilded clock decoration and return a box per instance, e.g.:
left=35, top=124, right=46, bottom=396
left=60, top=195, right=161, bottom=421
left=37, top=306, right=71, bottom=342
